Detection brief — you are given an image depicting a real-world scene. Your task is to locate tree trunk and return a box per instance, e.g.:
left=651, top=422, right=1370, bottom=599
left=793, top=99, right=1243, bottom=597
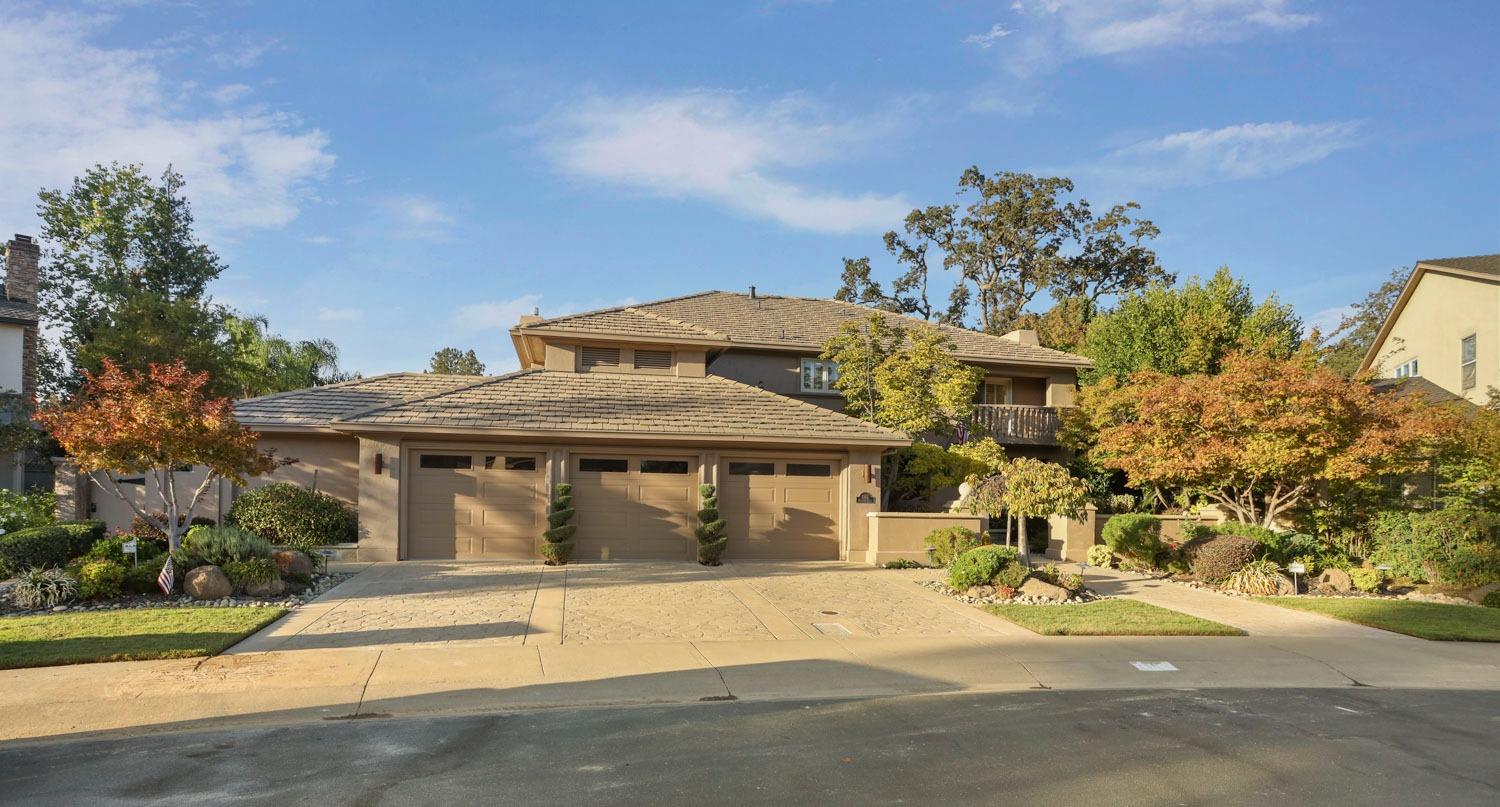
left=1017, top=515, right=1029, bottom=567
left=881, top=449, right=902, bottom=511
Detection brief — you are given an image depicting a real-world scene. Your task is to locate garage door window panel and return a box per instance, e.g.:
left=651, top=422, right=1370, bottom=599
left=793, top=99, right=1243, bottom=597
left=729, top=462, right=775, bottom=476
left=420, top=454, right=472, bottom=469
left=579, top=457, right=629, bottom=473
left=786, top=463, right=832, bottom=477
left=640, top=459, right=690, bottom=474
left=483, top=455, right=537, bottom=471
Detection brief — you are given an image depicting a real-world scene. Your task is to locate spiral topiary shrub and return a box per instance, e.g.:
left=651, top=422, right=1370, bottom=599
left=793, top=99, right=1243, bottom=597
left=226, top=483, right=357, bottom=550
left=541, top=483, right=576, bottom=565
left=695, top=484, right=728, bottom=565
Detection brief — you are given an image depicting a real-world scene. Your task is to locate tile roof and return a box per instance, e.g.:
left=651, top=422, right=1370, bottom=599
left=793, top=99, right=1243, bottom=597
left=335, top=369, right=908, bottom=444
left=1419, top=254, right=1500, bottom=276
left=236, top=373, right=486, bottom=425
left=1370, top=376, right=1467, bottom=406
left=520, top=291, right=1090, bottom=367
left=0, top=297, right=38, bottom=324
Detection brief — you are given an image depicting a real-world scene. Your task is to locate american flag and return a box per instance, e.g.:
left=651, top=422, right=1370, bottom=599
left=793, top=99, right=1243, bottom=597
left=157, top=556, right=175, bottom=595
left=954, top=422, right=969, bottom=445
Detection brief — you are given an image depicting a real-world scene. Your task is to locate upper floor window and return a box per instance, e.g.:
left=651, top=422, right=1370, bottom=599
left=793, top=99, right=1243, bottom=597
left=1461, top=335, right=1477, bottom=390
left=1394, top=359, right=1419, bottom=379
left=980, top=380, right=1012, bottom=405
left=800, top=358, right=838, bottom=393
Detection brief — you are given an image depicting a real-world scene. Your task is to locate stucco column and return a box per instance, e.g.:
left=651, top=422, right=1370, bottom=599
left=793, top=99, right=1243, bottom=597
left=844, top=449, right=883, bottom=558
left=51, top=457, right=90, bottom=521
left=1048, top=502, right=1098, bottom=562
left=357, top=435, right=402, bottom=561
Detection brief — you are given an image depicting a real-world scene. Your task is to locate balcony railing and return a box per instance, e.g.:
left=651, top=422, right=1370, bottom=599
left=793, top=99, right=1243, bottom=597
left=970, top=404, right=1062, bottom=446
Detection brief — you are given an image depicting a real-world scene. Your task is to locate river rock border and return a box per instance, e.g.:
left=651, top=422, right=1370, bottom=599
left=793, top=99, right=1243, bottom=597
left=918, top=579, right=1107, bottom=606
left=1, top=572, right=354, bottom=616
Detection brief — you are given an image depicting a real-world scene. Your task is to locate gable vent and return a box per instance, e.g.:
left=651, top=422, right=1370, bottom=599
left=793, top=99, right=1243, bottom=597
left=580, top=346, right=621, bottom=369
left=633, top=349, right=673, bottom=370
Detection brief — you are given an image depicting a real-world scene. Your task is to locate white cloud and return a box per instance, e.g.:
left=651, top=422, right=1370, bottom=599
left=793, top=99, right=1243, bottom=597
left=1306, top=304, right=1354, bottom=337
left=455, top=294, right=545, bottom=333
left=0, top=11, right=334, bottom=239
left=963, top=24, right=1012, bottom=48
left=303, top=234, right=335, bottom=246
left=541, top=90, right=909, bottom=234
left=207, top=35, right=282, bottom=70
left=209, top=83, right=253, bottom=105
left=375, top=194, right=456, bottom=240
left=317, top=306, right=364, bottom=323
left=996, top=1, right=1316, bottom=76
left=1076, top=121, right=1362, bottom=188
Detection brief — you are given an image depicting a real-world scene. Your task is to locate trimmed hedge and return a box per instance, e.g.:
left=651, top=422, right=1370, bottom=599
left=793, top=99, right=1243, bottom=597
left=924, top=526, right=982, bottom=568
left=226, top=483, right=358, bottom=550
left=1101, top=513, right=1162, bottom=564
left=0, top=523, right=101, bottom=574
left=949, top=545, right=1019, bottom=590
left=1184, top=533, right=1259, bottom=583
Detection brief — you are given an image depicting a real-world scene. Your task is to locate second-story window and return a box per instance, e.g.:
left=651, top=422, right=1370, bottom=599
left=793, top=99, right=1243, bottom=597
left=1394, top=359, right=1419, bottom=379
left=800, top=358, right=838, bottom=393
left=1461, top=334, right=1477, bottom=390
left=981, top=380, right=1012, bottom=405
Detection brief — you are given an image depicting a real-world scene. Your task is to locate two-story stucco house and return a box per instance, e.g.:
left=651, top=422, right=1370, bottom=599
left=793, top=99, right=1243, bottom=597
left=60, top=290, right=1091, bottom=563
left=1361, top=254, right=1500, bottom=404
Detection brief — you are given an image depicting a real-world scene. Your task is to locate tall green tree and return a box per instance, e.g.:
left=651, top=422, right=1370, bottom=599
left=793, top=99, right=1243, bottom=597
left=37, top=164, right=231, bottom=394
left=428, top=348, right=486, bottom=375
left=226, top=315, right=350, bottom=398
left=1082, top=267, right=1303, bottom=384
left=836, top=168, right=1168, bottom=335
left=1318, top=267, right=1408, bottom=378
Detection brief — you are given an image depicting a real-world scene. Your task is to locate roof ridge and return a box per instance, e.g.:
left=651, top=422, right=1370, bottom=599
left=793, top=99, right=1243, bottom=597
left=624, top=305, right=729, bottom=339
left=331, top=369, right=541, bottom=422
left=520, top=291, right=722, bottom=330
left=235, top=371, right=422, bottom=407
left=819, top=297, right=1091, bottom=364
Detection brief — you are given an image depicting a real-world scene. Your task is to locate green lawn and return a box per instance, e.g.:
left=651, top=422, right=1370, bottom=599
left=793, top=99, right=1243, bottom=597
left=0, top=607, right=287, bottom=669
left=984, top=599, right=1243, bottom=636
left=1258, top=597, right=1500, bottom=642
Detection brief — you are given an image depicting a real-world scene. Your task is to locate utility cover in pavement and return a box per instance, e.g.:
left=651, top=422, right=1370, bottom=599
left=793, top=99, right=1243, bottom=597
left=813, top=623, right=852, bottom=636
left=1131, top=661, right=1178, bottom=672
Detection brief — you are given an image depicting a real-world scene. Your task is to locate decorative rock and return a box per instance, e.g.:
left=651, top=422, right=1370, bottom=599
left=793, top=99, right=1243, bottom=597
left=185, top=565, right=233, bottom=601
left=274, top=550, right=314, bottom=578
left=245, top=577, right=286, bottom=598
left=966, top=585, right=996, bottom=598
left=1315, top=568, right=1353, bottom=594
left=1019, top=577, right=1071, bottom=601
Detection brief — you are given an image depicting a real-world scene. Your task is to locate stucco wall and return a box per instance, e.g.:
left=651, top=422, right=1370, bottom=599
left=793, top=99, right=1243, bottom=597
left=864, top=512, right=987, bottom=566
left=1373, top=269, right=1500, bottom=403
left=0, top=323, right=24, bottom=392
left=707, top=349, right=845, bottom=411
left=245, top=433, right=360, bottom=507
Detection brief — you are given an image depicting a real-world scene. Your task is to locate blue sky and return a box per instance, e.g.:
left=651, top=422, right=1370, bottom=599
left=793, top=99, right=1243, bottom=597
left=1, top=0, right=1496, bottom=375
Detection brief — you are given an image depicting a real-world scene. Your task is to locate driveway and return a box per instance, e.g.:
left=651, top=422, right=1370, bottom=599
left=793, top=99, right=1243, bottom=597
left=233, top=560, right=1020, bottom=652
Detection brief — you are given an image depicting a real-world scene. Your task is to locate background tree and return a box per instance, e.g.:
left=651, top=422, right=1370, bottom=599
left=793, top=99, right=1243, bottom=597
left=1074, top=351, right=1441, bottom=527
left=822, top=314, right=984, bottom=507
left=965, top=457, right=1090, bottom=564
left=1082, top=267, right=1303, bottom=383
left=428, top=347, right=487, bottom=375
left=226, top=315, right=351, bottom=397
left=1318, top=267, right=1408, bottom=377
left=35, top=360, right=281, bottom=550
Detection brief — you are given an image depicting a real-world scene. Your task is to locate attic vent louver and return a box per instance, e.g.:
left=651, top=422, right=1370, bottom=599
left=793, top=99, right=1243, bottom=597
left=581, top=346, right=621, bottom=368
left=633, top=349, right=672, bottom=370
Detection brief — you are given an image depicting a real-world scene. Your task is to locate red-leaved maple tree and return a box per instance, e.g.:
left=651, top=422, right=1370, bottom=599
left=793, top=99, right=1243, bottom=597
left=36, top=360, right=281, bottom=550
left=1074, top=352, right=1443, bottom=527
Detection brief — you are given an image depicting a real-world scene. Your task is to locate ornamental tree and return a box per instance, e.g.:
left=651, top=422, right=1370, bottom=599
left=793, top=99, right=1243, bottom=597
left=35, top=360, right=282, bottom=550
left=1073, top=351, right=1442, bottom=527
left=965, top=457, right=1090, bottom=564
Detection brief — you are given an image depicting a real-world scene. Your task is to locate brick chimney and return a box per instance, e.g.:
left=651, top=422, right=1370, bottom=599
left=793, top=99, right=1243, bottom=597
left=3, top=234, right=40, bottom=402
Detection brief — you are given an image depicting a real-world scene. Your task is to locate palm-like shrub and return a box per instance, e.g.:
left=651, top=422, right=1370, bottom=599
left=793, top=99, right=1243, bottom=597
left=695, top=484, right=728, bottom=564
left=541, top=483, right=576, bottom=565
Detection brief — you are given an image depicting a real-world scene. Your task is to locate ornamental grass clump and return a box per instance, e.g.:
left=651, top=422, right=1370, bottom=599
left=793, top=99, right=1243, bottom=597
left=695, top=484, right=728, bottom=565
left=1224, top=558, right=1294, bottom=595
left=541, top=483, right=576, bottom=565
left=10, top=568, right=78, bottom=609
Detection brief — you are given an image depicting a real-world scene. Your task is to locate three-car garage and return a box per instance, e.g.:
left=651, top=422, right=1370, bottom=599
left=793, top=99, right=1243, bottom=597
left=403, top=446, right=844, bottom=562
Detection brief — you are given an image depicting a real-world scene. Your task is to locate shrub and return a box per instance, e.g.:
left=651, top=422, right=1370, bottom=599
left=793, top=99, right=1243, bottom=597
left=695, top=484, right=728, bottom=565
left=1086, top=544, right=1114, bottom=568
left=178, top=525, right=274, bottom=568
left=122, top=558, right=167, bottom=595
left=77, top=559, right=126, bottom=599
left=1349, top=567, right=1385, bottom=593
left=1058, top=572, right=1084, bottom=592
left=0, top=525, right=97, bottom=575
left=1105, top=493, right=1137, bottom=513
left=129, top=513, right=216, bottom=547
left=1184, top=534, right=1259, bottom=583
left=993, top=562, right=1030, bottom=589
left=83, top=534, right=165, bottom=565
left=540, top=483, right=576, bottom=565
left=10, top=567, right=78, bottom=609
left=1370, top=509, right=1500, bottom=584
left=223, top=557, right=280, bottom=592
left=924, top=526, right=981, bottom=568
left=883, top=558, right=923, bottom=569
left=1101, top=514, right=1162, bottom=564
left=1482, top=590, right=1500, bottom=609
left=1224, top=558, right=1293, bottom=595
left=0, top=489, right=56, bottom=533
left=226, top=484, right=357, bottom=550
left=948, top=545, right=1018, bottom=590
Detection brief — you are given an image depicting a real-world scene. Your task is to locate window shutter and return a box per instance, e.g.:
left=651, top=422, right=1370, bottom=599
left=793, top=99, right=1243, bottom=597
left=633, top=349, right=673, bottom=370
left=580, top=347, right=621, bottom=369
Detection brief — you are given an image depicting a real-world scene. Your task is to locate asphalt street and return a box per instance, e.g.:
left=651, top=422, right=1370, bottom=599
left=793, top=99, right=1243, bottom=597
left=1, top=688, right=1497, bottom=806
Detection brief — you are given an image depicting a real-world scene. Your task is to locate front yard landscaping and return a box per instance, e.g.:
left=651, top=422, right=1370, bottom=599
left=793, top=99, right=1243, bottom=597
left=0, top=607, right=286, bottom=669
left=1258, top=597, right=1500, bottom=642
left=984, top=599, right=1243, bottom=636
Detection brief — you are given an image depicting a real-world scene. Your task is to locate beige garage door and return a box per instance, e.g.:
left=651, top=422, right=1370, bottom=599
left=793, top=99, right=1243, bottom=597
left=408, top=450, right=546, bottom=560
left=720, top=458, right=841, bottom=560
left=570, top=453, right=700, bottom=560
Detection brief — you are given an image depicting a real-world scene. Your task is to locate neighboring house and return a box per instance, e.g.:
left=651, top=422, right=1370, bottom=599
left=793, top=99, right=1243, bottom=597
left=0, top=235, right=42, bottom=492
left=1360, top=254, right=1500, bottom=404
left=60, top=290, right=1091, bottom=563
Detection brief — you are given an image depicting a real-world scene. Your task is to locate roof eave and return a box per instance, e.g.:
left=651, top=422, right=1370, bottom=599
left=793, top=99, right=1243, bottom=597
left=327, top=421, right=910, bottom=447
left=508, top=325, right=731, bottom=349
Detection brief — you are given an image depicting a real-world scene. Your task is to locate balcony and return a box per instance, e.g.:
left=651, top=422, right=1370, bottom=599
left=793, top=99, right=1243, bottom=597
left=970, top=404, right=1063, bottom=446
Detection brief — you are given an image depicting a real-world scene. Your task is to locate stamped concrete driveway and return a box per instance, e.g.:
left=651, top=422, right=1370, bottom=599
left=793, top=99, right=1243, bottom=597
left=234, top=560, right=1019, bottom=652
